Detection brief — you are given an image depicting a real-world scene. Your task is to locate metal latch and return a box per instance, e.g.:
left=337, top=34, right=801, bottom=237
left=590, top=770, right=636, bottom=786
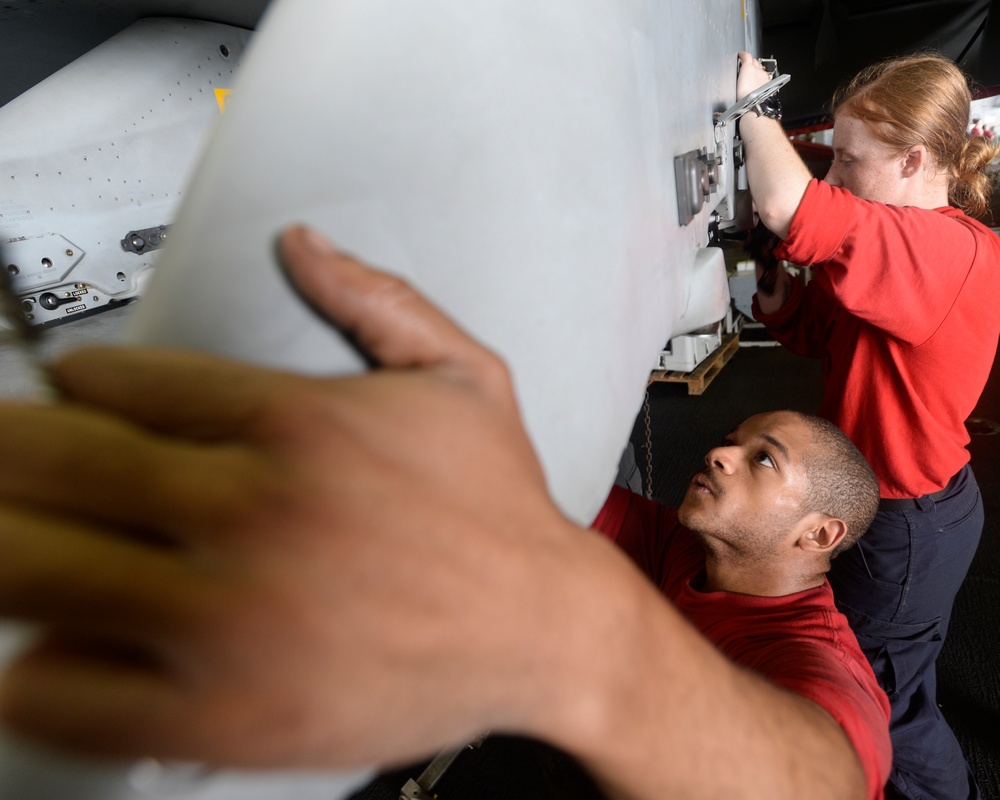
left=674, top=147, right=720, bottom=226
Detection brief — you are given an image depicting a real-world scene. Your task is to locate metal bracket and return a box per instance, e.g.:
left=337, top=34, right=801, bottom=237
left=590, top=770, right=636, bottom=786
left=674, top=147, right=720, bottom=226
left=714, top=70, right=790, bottom=129
left=0, top=233, right=85, bottom=292
left=121, top=224, right=170, bottom=255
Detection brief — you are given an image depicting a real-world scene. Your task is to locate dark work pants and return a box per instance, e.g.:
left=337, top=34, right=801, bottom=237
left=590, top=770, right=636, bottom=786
left=828, top=464, right=983, bottom=800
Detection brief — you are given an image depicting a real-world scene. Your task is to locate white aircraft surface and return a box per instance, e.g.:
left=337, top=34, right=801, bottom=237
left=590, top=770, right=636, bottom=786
left=12, top=0, right=986, bottom=797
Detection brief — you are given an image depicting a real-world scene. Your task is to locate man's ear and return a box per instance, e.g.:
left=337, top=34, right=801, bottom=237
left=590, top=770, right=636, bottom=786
left=797, top=513, right=848, bottom=554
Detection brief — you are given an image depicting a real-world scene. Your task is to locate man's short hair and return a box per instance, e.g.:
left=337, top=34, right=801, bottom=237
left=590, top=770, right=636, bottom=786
left=791, top=412, right=880, bottom=557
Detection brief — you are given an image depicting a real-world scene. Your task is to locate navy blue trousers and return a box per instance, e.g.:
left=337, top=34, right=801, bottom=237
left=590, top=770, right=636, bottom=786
left=828, top=464, right=983, bottom=800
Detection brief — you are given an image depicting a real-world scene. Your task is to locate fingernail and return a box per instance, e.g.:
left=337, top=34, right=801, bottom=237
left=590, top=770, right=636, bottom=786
left=299, top=226, right=338, bottom=255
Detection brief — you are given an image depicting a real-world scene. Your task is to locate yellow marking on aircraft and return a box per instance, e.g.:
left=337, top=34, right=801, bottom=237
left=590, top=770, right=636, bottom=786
left=215, top=88, right=232, bottom=114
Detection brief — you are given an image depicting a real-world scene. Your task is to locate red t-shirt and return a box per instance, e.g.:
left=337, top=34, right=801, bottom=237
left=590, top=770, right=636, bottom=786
left=592, top=486, right=892, bottom=800
left=753, top=179, right=1000, bottom=498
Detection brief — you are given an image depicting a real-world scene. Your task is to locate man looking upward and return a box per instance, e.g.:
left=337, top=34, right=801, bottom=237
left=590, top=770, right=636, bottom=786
left=593, top=410, right=890, bottom=800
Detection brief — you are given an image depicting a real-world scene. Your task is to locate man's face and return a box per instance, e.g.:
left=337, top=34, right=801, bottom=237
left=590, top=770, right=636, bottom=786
left=824, top=113, right=908, bottom=205
left=678, top=412, right=814, bottom=560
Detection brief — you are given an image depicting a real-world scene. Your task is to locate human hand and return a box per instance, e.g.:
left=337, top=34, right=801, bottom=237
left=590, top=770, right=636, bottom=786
left=745, top=221, right=792, bottom=313
left=736, top=51, right=772, bottom=101
left=0, top=226, right=600, bottom=768
left=754, top=262, right=792, bottom=314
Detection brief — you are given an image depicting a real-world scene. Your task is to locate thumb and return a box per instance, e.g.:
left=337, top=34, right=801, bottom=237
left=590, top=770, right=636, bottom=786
left=279, top=226, right=490, bottom=373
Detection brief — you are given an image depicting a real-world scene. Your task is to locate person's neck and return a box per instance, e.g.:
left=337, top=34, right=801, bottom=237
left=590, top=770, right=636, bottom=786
left=901, top=178, right=950, bottom=211
left=701, top=554, right=827, bottom=598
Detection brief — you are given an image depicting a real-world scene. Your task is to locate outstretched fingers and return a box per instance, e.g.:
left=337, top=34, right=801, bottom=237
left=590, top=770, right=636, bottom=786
left=0, top=399, right=278, bottom=539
